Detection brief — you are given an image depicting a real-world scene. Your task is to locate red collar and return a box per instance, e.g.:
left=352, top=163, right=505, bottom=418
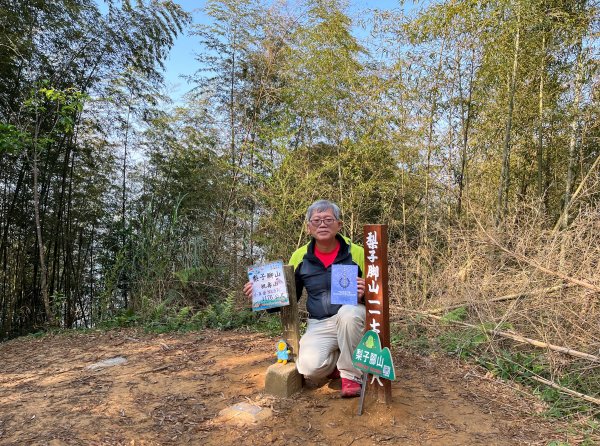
left=314, top=240, right=340, bottom=268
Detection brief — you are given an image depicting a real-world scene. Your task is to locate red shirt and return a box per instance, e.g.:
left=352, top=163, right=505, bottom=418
left=314, top=240, right=340, bottom=268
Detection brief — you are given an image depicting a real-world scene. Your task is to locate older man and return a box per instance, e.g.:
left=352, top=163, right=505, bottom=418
left=245, top=199, right=366, bottom=397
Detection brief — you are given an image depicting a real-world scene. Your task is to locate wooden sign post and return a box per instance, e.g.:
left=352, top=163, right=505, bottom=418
left=281, top=265, right=300, bottom=361
left=363, top=224, right=391, bottom=404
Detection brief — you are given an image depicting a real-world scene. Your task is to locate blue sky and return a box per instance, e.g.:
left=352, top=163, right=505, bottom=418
left=162, top=0, right=410, bottom=102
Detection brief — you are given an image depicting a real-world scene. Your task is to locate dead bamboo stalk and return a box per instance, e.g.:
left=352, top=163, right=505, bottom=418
left=528, top=375, right=600, bottom=406
left=552, top=150, right=600, bottom=234
left=426, top=284, right=574, bottom=315
left=396, top=310, right=600, bottom=363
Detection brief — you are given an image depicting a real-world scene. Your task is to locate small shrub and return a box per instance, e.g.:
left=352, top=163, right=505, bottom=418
left=252, top=313, right=283, bottom=337
left=440, top=306, right=468, bottom=323
left=390, top=321, right=431, bottom=354
left=486, top=351, right=546, bottom=382
left=196, top=294, right=255, bottom=330
left=99, top=308, right=140, bottom=329
left=437, top=327, right=487, bottom=359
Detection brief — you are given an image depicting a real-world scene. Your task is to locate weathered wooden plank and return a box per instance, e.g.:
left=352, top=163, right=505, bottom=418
left=281, top=265, right=300, bottom=361
left=363, top=224, right=392, bottom=404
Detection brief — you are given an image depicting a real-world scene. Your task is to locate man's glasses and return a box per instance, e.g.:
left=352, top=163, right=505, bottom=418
left=309, top=218, right=337, bottom=227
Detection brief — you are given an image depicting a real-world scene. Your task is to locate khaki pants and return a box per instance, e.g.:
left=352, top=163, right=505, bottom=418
left=296, top=304, right=366, bottom=382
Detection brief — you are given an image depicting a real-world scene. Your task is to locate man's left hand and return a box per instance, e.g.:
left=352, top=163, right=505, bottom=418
left=357, top=277, right=365, bottom=304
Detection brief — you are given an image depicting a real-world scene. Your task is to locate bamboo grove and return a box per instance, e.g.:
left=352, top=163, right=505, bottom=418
left=1, top=0, right=599, bottom=355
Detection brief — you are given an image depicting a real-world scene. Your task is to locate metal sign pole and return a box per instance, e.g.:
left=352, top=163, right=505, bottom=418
left=357, top=373, right=369, bottom=415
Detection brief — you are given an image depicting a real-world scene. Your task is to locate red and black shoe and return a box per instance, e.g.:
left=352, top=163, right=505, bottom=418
left=340, top=378, right=361, bottom=398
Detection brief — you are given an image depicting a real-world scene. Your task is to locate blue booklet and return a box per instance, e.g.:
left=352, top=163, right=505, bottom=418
left=331, top=264, right=358, bottom=305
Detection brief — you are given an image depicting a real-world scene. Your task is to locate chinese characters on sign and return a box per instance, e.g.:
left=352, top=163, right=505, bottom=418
left=352, top=330, right=396, bottom=380
left=248, top=260, right=290, bottom=311
left=363, top=224, right=392, bottom=404
left=365, top=229, right=385, bottom=335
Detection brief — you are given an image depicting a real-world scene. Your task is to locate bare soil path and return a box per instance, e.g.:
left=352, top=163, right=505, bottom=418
left=0, top=328, right=582, bottom=445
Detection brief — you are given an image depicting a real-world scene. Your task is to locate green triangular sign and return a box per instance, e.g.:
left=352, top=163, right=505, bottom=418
left=352, top=330, right=395, bottom=380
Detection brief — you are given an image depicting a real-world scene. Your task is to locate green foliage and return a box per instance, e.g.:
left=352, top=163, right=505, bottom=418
left=486, top=351, right=546, bottom=382
left=39, top=87, right=87, bottom=134
left=23, top=330, right=48, bottom=339
left=0, top=0, right=190, bottom=337
left=129, top=106, right=232, bottom=308
left=98, top=308, right=140, bottom=329
left=390, top=321, right=431, bottom=354
left=194, top=294, right=255, bottom=331
left=50, top=291, right=67, bottom=320
left=251, top=313, right=283, bottom=338
left=0, top=83, right=86, bottom=159
left=437, top=327, right=488, bottom=359
left=393, top=310, right=598, bottom=422
left=258, top=139, right=402, bottom=257
left=532, top=370, right=600, bottom=419
left=477, top=350, right=541, bottom=383
left=440, top=306, right=468, bottom=323
left=282, top=0, right=366, bottom=135
left=97, top=293, right=257, bottom=334
left=144, top=305, right=196, bottom=334
left=0, top=123, right=27, bottom=154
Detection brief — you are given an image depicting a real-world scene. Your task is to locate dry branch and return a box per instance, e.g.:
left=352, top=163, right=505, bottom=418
left=476, top=222, right=600, bottom=293
left=426, top=284, right=574, bottom=315
left=397, top=310, right=600, bottom=363
left=135, top=365, right=170, bottom=375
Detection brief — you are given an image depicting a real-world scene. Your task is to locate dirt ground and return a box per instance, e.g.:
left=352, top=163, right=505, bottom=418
left=0, top=328, right=591, bottom=445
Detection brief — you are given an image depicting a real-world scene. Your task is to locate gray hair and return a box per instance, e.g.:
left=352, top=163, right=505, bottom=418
left=305, top=200, right=341, bottom=221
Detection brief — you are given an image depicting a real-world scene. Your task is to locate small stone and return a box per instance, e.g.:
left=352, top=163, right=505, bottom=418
left=86, top=356, right=127, bottom=371
left=217, top=402, right=273, bottom=426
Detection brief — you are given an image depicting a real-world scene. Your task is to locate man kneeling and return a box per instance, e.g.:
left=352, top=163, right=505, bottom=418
left=244, top=200, right=365, bottom=397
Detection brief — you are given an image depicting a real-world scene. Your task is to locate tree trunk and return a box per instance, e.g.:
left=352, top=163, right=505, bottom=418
left=560, top=39, right=584, bottom=229
left=121, top=101, right=131, bottom=308
left=496, top=6, right=520, bottom=226
left=31, top=132, right=54, bottom=326
left=457, top=47, right=475, bottom=217
left=537, top=32, right=546, bottom=202
left=65, top=144, right=76, bottom=328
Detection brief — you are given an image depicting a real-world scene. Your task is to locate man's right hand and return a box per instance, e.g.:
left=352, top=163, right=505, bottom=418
left=243, top=281, right=253, bottom=298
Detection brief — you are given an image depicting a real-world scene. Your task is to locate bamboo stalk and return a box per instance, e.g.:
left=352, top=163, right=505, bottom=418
left=552, top=150, right=600, bottom=234
left=529, top=375, right=600, bottom=406
left=396, top=310, right=600, bottom=363
left=426, top=284, right=574, bottom=315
